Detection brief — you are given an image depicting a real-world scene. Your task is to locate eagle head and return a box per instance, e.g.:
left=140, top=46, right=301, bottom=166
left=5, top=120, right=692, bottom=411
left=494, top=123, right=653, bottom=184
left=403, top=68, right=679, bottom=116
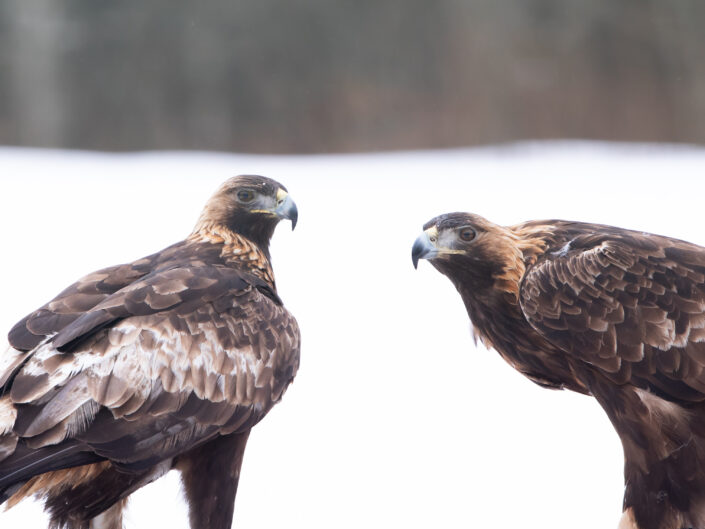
left=194, top=175, right=298, bottom=248
left=411, top=212, right=529, bottom=298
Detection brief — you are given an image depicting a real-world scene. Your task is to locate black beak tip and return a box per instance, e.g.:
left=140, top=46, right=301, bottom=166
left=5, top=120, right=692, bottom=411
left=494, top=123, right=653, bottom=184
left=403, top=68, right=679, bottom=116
left=411, top=239, right=425, bottom=269
left=290, top=204, right=298, bottom=231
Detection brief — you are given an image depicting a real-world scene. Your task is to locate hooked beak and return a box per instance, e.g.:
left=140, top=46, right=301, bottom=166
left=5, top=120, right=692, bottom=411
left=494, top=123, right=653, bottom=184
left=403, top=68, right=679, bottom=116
left=411, top=231, right=438, bottom=269
left=275, top=189, right=298, bottom=230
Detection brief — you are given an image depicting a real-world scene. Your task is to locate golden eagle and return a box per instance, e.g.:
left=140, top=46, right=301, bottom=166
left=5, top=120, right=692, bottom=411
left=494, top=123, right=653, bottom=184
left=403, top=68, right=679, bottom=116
left=0, top=175, right=300, bottom=529
left=413, top=212, right=705, bottom=529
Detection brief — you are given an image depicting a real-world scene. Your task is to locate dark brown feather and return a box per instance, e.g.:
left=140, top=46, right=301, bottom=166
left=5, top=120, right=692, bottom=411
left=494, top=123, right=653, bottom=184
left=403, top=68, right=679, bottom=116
left=0, top=176, right=300, bottom=529
left=418, top=213, right=705, bottom=529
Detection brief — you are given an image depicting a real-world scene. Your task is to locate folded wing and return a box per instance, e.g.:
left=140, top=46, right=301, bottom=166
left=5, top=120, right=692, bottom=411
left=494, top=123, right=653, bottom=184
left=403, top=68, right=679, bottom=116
left=0, top=261, right=299, bottom=489
left=520, top=232, right=705, bottom=402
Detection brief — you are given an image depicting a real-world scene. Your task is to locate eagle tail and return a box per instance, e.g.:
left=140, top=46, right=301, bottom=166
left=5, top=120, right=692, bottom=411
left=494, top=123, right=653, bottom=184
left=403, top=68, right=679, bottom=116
left=0, top=440, right=103, bottom=504
left=42, top=463, right=161, bottom=526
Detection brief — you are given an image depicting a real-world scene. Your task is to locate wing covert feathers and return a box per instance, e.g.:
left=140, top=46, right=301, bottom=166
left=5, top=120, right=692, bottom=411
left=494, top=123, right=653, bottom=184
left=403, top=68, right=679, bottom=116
left=520, top=231, right=705, bottom=401
left=3, top=281, right=298, bottom=457
left=8, top=260, right=157, bottom=352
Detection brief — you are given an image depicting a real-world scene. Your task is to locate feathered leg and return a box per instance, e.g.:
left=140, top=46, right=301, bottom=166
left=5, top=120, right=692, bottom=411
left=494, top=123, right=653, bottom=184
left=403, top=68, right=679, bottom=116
left=32, top=462, right=169, bottom=529
left=587, top=378, right=701, bottom=529
left=176, top=431, right=250, bottom=529
left=618, top=508, right=638, bottom=529
left=88, top=498, right=127, bottom=529
left=44, top=499, right=125, bottom=529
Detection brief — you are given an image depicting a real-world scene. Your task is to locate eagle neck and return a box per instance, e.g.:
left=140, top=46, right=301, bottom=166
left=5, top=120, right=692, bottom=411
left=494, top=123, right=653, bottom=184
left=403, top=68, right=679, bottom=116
left=454, top=265, right=589, bottom=393
left=456, top=277, right=525, bottom=348
left=188, top=223, right=276, bottom=288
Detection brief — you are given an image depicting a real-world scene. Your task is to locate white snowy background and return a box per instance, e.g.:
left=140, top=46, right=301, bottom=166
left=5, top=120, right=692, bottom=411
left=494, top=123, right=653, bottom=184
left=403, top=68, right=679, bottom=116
left=1, top=142, right=704, bottom=528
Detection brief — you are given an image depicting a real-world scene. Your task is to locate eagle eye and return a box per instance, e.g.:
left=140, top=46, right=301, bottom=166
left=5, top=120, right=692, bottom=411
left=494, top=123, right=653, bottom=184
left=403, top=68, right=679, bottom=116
left=459, top=227, right=476, bottom=242
left=237, top=189, right=256, bottom=203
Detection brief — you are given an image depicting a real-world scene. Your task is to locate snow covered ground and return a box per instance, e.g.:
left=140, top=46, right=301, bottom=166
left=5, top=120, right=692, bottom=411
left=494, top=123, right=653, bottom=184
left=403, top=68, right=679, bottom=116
left=1, top=142, right=704, bottom=529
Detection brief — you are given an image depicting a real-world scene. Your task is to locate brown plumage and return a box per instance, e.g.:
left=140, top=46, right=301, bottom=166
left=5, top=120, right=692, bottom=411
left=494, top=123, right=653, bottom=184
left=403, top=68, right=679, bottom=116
left=0, top=175, right=300, bottom=529
left=413, top=212, right=705, bottom=529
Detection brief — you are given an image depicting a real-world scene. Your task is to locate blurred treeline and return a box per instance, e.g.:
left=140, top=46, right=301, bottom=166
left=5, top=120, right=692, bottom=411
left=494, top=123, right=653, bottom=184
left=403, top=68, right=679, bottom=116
left=1, top=0, right=704, bottom=153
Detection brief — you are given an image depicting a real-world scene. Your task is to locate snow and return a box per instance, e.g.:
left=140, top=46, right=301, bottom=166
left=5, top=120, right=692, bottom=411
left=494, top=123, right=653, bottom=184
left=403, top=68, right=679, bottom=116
left=1, top=141, right=704, bottom=529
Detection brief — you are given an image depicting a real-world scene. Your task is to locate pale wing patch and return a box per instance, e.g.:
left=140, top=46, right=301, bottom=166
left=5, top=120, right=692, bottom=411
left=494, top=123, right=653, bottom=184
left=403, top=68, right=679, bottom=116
left=0, top=395, right=19, bottom=462
left=23, top=401, right=100, bottom=449
left=0, top=343, right=36, bottom=388
left=12, top=340, right=112, bottom=403
left=8, top=290, right=299, bottom=448
left=0, top=435, right=18, bottom=463
left=617, top=508, right=639, bottom=529
left=0, top=396, right=17, bottom=435
left=151, top=278, right=190, bottom=295
left=19, top=376, right=91, bottom=437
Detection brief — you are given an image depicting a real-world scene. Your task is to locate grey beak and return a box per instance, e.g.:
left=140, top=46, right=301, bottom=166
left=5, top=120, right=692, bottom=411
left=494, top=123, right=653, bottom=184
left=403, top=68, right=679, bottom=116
left=275, top=195, right=298, bottom=230
left=412, top=233, right=438, bottom=269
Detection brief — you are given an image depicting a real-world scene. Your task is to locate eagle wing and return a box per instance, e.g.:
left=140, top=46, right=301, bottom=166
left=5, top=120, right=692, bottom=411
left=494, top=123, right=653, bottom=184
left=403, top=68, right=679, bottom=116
left=7, top=257, right=160, bottom=352
left=0, top=263, right=299, bottom=482
left=519, top=231, right=705, bottom=402
left=0, top=257, right=160, bottom=390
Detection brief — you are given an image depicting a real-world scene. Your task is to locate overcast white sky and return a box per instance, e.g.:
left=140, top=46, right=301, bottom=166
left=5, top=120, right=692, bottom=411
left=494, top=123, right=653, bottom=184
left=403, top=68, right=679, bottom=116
left=1, top=142, right=705, bottom=528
